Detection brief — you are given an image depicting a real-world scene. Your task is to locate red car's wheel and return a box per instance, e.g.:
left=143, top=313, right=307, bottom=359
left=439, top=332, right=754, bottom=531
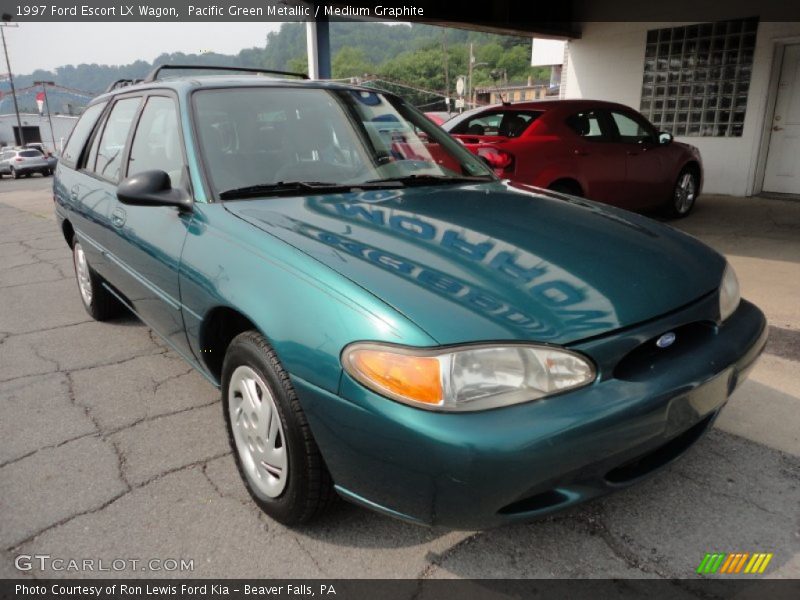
left=666, top=168, right=698, bottom=218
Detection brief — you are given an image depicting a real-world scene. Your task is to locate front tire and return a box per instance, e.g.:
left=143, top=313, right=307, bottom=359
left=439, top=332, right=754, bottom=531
left=222, top=331, right=333, bottom=525
left=72, top=237, right=121, bottom=321
left=666, top=168, right=698, bottom=218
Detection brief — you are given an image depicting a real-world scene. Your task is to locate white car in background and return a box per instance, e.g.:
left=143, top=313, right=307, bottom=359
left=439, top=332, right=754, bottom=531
left=0, top=147, right=52, bottom=178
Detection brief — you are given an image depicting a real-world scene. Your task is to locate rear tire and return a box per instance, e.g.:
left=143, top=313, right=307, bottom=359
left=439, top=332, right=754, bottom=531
left=548, top=180, right=583, bottom=197
left=665, top=168, right=698, bottom=218
left=71, top=236, right=121, bottom=321
left=222, top=331, right=334, bottom=525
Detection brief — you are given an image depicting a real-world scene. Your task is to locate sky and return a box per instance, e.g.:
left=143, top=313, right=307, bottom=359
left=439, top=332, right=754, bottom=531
left=4, top=22, right=284, bottom=74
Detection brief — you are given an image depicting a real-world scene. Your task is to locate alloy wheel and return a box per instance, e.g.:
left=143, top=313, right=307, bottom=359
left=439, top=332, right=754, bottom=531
left=674, top=172, right=696, bottom=214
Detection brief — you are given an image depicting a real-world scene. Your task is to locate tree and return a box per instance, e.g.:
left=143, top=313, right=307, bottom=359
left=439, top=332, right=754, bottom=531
left=331, top=47, right=373, bottom=79
left=286, top=56, right=308, bottom=75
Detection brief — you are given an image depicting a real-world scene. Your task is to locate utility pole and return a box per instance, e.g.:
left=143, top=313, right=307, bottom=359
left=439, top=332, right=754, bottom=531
left=467, top=43, right=473, bottom=109
left=34, top=81, right=56, bottom=154
left=441, top=30, right=450, bottom=114
left=0, top=14, right=23, bottom=146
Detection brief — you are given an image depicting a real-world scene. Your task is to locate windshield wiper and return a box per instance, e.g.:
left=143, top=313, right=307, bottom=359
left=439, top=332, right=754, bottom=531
left=219, top=180, right=404, bottom=200
left=363, top=174, right=494, bottom=187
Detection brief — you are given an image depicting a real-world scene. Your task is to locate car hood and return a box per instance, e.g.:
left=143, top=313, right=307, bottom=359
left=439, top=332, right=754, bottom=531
left=225, top=182, right=725, bottom=345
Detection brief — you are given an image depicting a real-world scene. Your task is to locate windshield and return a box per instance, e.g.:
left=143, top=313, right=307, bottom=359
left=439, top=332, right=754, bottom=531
left=192, top=87, right=495, bottom=198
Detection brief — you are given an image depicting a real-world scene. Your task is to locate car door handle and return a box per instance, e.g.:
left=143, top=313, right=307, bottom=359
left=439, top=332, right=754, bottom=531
left=111, top=207, right=127, bottom=228
left=772, top=126, right=784, bottom=132
left=70, top=185, right=79, bottom=201
left=573, top=149, right=589, bottom=156
left=626, top=150, right=639, bottom=156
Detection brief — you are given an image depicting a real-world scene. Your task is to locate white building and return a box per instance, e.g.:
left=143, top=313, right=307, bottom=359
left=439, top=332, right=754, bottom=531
left=0, top=113, right=78, bottom=154
left=562, top=20, right=800, bottom=197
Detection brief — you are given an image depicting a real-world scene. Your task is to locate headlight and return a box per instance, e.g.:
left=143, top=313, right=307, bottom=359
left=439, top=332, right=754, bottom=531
left=719, top=263, right=741, bottom=322
left=341, top=343, right=596, bottom=411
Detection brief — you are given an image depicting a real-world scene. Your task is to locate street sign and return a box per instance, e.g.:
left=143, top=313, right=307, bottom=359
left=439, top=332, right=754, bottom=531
left=456, top=77, right=465, bottom=97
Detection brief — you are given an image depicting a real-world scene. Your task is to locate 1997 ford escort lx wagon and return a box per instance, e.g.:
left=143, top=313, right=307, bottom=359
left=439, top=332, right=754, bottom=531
left=54, top=65, right=767, bottom=528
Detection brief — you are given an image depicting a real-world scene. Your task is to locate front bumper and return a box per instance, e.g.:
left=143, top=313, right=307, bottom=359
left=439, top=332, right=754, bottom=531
left=294, top=299, right=766, bottom=529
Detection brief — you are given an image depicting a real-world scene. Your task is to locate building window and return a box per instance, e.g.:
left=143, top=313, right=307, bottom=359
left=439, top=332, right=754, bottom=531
left=639, top=17, right=757, bottom=137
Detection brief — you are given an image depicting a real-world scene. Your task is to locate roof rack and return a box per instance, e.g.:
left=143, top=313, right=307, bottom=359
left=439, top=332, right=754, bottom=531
left=104, top=78, right=143, bottom=93
left=143, top=64, right=309, bottom=83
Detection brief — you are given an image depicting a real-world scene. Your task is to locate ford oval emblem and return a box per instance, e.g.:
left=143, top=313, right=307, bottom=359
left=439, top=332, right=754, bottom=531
left=656, top=332, right=677, bottom=348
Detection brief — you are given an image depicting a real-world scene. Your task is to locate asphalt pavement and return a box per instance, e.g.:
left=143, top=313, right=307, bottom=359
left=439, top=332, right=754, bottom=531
left=1, top=176, right=798, bottom=579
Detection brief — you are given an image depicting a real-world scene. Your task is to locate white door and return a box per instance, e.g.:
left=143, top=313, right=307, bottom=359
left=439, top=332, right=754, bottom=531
left=764, top=44, right=800, bottom=194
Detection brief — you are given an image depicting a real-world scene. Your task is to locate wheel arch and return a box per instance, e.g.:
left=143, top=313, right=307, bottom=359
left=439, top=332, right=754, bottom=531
left=547, top=177, right=584, bottom=196
left=198, top=305, right=261, bottom=384
left=62, top=218, right=75, bottom=249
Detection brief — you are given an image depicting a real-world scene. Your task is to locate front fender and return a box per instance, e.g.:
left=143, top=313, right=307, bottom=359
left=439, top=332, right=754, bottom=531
left=178, top=203, right=436, bottom=393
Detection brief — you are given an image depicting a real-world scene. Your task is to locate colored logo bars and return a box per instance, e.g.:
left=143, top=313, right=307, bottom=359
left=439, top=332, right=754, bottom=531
left=696, top=552, right=774, bottom=574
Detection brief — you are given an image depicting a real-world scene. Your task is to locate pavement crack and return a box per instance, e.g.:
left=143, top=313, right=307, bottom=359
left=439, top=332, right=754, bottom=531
left=199, top=459, right=251, bottom=512
left=105, top=398, right=220, bottom=437
left=0, top=397, right=218, bottom=469
left=0, top=320, right=93, bottom=339
left=5, top=488, right=131, bottom=553
left=6, top=453, right=231, bottom=553
left=30, top=344, right=61, bottom=373
left=134, top=451, right=232, bottom=490
left=0, top=258, right=40, bottom=272
left=290, top=535, right=330, bottom=577
left=417, top=531, right=481, bottom=581
left=152, top=366, right=194, bottom=395
left=0, top=431, right=99, bottom=470
left=65, top=371, right=132, bottom=491
left=573, top=507, right=672, bottom=578
left=673, top=469, right=783, bottom=517
left=199, top=460, right=273, bottom=530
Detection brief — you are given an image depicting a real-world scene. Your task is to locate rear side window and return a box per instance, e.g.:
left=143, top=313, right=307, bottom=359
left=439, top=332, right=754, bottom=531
left=450, top=110, right=542, bottom=137
left=19, top=150, right=42, bottom=157
left=60, top=102, right=107, bottom=168
left=565, top=110, right=607, bottom=141
left=88, top=97, right=141, bottom=182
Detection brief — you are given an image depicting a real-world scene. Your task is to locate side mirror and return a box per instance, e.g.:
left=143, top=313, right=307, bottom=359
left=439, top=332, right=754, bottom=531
left=658, top=131, right=673, bottom=145
left=117, top=170, right=192, bottom=212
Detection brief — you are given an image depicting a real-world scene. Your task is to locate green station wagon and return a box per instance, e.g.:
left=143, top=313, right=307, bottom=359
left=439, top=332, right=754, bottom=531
left=54, top=66, right=767, bottom=528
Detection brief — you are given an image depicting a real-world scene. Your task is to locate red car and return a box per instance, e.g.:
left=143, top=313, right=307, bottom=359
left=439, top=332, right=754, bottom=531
left=424, top=111, right=455, bottom=126
left=442, top=100, right=703, bottom=217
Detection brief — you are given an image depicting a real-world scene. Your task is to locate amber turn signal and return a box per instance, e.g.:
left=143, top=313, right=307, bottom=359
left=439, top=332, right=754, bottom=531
left=344, top=348, right=443, bottom=405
